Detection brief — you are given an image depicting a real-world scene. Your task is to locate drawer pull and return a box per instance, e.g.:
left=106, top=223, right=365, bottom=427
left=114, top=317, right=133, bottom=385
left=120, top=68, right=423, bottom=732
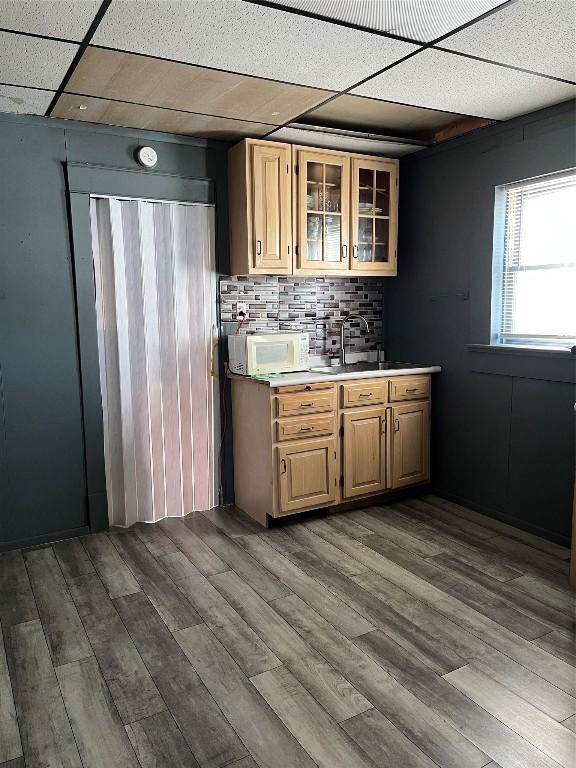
left=359, top=392, right=373, bottom=398
left=405, top=387, right=418, bottom=393
left=300, top=402, right=314, bottom=407
left=300, top=426, right=314, bottom=431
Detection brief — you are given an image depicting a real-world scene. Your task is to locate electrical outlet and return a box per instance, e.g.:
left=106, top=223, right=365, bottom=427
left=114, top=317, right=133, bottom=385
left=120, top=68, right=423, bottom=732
left=236, top=301, right=248, bottom=318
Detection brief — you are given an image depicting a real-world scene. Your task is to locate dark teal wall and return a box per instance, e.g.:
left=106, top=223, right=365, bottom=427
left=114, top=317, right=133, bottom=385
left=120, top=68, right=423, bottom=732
left=386, top=100, right=576, bottom=545
left=0, top=113, right=229, bottom=549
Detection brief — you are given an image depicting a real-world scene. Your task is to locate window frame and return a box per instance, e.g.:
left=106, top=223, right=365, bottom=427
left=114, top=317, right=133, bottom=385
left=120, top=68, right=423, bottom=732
left=491, top=168, right=576, bottom=352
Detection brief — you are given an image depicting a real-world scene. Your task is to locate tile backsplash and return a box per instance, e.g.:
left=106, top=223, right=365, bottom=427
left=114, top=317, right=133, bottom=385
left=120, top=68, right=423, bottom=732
left=219, top=276, right=384, bottom=355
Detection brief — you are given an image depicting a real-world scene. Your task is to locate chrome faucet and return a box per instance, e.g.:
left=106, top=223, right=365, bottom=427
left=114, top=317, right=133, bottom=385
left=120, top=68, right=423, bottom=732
left=338, top=314, right=370, bottom=365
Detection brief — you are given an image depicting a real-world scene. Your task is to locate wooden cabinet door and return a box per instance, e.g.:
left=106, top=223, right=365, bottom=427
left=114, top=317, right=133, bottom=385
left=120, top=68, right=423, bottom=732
left=390, top=402, right=430, bottom=488
left=252, top=143, right=292, bottom=273
left=296, top=149, right=349, bottom=273
left=350, top=157, right=397, bottom=275
left=343, top=407, right=387, bottom=498
left=278, top=438, right=337, bottom=514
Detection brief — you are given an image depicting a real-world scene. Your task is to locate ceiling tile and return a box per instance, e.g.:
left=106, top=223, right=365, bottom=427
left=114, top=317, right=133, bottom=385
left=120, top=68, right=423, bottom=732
left=300, top=93, right=468, bottom=135
left=352, top=48, right=576, bottom=120
left=0, top=31, right=78, bottom=89
left=0, top=0, right=101, bottom=41
left=92, top=0, right=418, bottom=90
left=0, top=84, right=53, bottom=114
left=441, top=0, right=576, bottom=82
left=267, top=126, right=423, bottom=155
left=52, top=93, right=274, bottom=141
left=274, top=0, right=507, bottom=42
left=66, top=47, right=332, bottom=125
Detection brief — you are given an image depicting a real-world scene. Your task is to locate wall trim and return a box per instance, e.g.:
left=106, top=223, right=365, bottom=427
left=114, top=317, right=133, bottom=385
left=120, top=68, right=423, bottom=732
left=0, top=526, right=91, bottom=553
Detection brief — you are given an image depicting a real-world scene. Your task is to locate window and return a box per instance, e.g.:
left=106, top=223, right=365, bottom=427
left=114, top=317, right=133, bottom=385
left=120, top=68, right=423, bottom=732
left=492, top=169, right=576, bottom=349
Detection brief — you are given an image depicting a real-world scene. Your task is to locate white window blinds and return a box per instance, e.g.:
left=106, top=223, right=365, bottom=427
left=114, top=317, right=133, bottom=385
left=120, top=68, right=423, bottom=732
left=493, top=169, right=576, bottom=349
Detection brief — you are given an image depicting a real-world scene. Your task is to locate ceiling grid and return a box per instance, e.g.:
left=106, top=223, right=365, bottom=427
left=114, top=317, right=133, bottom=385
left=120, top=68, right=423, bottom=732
left=0, top=0, right=573, bottom=147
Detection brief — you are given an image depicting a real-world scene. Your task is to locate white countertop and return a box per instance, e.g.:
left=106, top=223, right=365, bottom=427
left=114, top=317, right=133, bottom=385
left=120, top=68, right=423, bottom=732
left=231, top=364, right=441, bottom=387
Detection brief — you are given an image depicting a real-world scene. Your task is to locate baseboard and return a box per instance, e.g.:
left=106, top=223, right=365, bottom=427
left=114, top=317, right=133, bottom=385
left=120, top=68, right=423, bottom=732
left=0, top=526, right=91, bottom=553
left=432, top=488, right=571, bottom=548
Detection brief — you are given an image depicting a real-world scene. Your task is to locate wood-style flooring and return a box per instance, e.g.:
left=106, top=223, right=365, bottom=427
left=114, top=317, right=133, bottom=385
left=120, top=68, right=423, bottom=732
left=1, top=494, right=575, bottom=768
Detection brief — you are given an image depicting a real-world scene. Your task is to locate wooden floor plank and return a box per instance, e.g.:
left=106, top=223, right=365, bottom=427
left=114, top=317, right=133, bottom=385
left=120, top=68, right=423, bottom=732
left=111, top=532, right=202, bottom=631
left=533, top=631, right=576, bottom=666
left=356, top=531, right=451, bottom=583
left=160, top=552, right=282, bottom=677
left=184, top=515, right=291, bottom=601
left=351, top=561, right=576, bottom=697
left=444, top=664, right=576, bottom=767
left=52, top=538, right=95, bottom=581
left=274, top=593, right=489, bottom=768
left=562, top=714, right=576, bottom=733
left=290, top=547, right=467, bottom=674
left=134, top=523, right=180, bottom=557
left=114, top=591, right=247, bottom=768
left=354, top=628, right=566, bottom=768
left=236, top=533, right=375, bottom=639
left=489, top=536, right=570, bottom=581
left=0, top=621, right=22, bottom=764
left=202, top=506, right=264, bottom=537
left=326, top=513, right=374, bottom=539
left=211, top=570, right=373, bottom=723
left=0, top=551, right=38, bottom=629
left=472, top=651, right=576, bottom=721
left=176, top=624, right=317, bottom=768
left=285, top=522, right=369, bottom=577
left=430, top=553, right=575, bottom=635
left=251, top=665, right=375, bottom=768
left=341, top=708, right=438, bottom=768
left=159, top=518, right=228, bottom=576
left=24, top=547, right=92, bottom=667
left=6, top=620, right=82, bottom=767
left=56, top=657, right=140, bottom=768
left=125, top=710, right=200, bottom=768
left=401, top=497, right=498, bottom=540
left=421, top=495, right=571, bottom=560
left=510, top=573, right=576, bottom=615
left=82, top=532, right=140, bottom=599
left=68, top=573, right=165, bottom=724
left=339, top=510, right=446, bottom=559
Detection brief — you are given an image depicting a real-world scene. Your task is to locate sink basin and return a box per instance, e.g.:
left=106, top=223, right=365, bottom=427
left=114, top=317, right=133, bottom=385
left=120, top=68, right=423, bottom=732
left=309, top=361, right=424, bottom=374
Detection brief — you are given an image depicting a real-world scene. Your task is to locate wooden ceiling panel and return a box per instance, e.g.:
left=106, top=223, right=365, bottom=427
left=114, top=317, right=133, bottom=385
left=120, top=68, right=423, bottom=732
left=51, top=94, right=273, bottom=141
left=300, top=93, right=468, bottom=137
left=65, top=47, right=332, bottom=126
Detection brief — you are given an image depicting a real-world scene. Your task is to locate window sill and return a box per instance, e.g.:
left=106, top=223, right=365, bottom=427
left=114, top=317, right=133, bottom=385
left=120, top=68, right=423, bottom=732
left=467, top=343, right=575, bottom=360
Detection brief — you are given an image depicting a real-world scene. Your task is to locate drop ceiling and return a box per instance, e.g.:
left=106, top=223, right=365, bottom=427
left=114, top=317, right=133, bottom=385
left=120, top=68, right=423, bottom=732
left=0, top=0, right=574, bottom=149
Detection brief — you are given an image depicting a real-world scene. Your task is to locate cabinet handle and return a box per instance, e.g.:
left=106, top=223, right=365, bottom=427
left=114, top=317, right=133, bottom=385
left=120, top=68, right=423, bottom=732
left=300, top=402, right=314, bottom=407
left=353, top=244, right=358, bottom=259
left=300, top=426, right=314, bottom=432
left=359, top=392, right=373, bottom=398
left=341, top=244, right=348, bottom=261
left=280, top=458, right=287, bottom=474
left=256, top=239, right=262, bottom=255
left=405, top=387, right=418, bottom=393
left=394, top=418, right=400, bottom=432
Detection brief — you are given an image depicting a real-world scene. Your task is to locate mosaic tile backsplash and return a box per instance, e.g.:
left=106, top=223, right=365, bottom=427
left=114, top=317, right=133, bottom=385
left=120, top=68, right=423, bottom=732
left=219, top=276, right=384, bottom=355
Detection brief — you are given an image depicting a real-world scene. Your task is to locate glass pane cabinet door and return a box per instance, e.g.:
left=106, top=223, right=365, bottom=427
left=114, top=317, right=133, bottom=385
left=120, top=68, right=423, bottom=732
left=298, top=150, right=349, bottom=271
left=351, top=158, right=397, bottom=274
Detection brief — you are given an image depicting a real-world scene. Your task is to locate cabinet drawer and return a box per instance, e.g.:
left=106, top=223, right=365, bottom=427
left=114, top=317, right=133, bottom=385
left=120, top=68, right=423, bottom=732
left=276, top=415, right=335, bottom=442
left=276, top=390, right=334, bottom=417
left=341, top=380, right=388, bottom=408
left=275, top=382, right=334, bottom=394
left=389, top=376, right=430, bottom=402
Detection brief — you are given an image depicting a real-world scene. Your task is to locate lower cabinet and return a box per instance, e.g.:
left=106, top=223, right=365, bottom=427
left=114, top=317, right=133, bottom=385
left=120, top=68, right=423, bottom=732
left=391, top=401, right=430, bottom=488
left=342, top=407, right=387, bottom=498
left=278, top=437, right=337, bottom=514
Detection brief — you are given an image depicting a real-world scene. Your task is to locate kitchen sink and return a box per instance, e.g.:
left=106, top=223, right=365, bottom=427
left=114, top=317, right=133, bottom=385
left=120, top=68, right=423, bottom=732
left=309, top=361, right=424, bottom=374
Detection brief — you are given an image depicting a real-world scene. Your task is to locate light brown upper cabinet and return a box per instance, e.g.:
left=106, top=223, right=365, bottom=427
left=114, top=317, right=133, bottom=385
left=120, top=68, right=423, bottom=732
left=227, top=139, right=399, bottom=276
left=350, top=157, right=398, bottom=275
left=228, top=139, right=292, bottom=275
left=293, top=147, right=350, bottom=274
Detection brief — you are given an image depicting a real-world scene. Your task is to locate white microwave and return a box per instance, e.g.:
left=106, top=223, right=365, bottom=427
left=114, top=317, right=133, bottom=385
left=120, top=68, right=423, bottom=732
left=228, top=332, right=309, bottom=376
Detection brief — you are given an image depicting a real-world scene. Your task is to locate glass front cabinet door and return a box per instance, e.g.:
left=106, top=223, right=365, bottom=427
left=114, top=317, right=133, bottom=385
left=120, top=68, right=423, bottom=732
left=350, top=157, right=398, bottom=275
left=296, top=149, right=350, bottom=273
